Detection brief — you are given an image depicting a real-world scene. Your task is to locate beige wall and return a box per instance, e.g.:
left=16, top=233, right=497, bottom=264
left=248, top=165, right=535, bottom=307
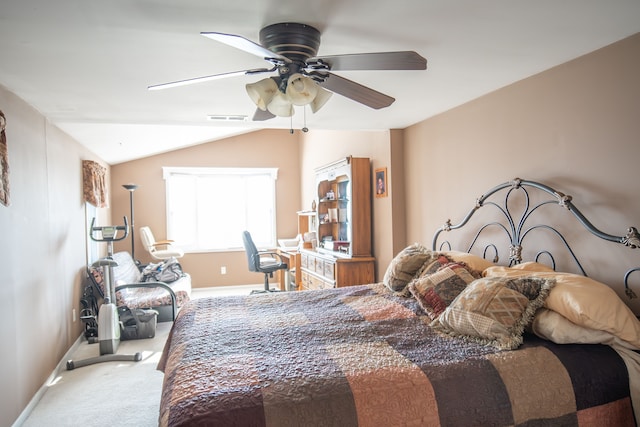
left=389, top=129, right=407, bottom=256
left=403, top=33, right=640, bottom=312
left=110, top=130, right=303, bottom=287
left=0, top=84, right=108, bottom=427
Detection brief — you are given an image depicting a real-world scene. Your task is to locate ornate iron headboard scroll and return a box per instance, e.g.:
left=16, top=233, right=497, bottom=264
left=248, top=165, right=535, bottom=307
left=432, top=178, right=640, bottom=298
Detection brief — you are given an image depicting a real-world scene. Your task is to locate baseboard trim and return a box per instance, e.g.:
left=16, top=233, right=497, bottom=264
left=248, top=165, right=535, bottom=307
left=12, top=333, right=84, bottom=427
left=191, top=284, right=264, bottom=298
left=193, top=284, right=263, bottom=290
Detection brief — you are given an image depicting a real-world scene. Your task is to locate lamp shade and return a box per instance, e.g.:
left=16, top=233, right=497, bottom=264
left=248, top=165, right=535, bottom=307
left=246, top=78, right=278, bottom=111
left=286, top=74, right=319, bottom=106
left=266, top=91, right=294, bottom=117
left=310, top=86, right=333, bottom=113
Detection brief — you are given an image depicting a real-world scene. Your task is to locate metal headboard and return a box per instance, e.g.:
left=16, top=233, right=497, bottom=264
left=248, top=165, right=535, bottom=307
left=432, top=178, right=640, bottom=299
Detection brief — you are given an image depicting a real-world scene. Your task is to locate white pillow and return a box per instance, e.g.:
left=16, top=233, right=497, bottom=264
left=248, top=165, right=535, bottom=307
left=532, top=308, right=624, bottom=346
left=485, top=264, right=640, bottom=348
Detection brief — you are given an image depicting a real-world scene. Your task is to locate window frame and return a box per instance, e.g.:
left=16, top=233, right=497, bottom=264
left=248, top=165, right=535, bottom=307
left=163, top=166, right=278, bottom=253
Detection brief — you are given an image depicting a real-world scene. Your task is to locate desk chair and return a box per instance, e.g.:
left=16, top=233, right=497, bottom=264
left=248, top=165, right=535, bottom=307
left=242, top=231, right=288, bottom=293
left=139, top=226, right=184, bottom=260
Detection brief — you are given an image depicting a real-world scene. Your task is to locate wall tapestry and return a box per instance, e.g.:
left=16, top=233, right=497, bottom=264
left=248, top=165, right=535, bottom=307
left=82, top=160, right=109, bottom=208
left=0, top=110, right=9, bottom=207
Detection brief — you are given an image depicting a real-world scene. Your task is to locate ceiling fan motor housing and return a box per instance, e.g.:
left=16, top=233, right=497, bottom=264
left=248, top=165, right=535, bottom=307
left=260, top=23, right=321, bottom=64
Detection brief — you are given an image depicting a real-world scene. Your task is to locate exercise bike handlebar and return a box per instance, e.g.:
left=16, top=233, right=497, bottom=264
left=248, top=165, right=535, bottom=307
left=89, top=217, right=130, bottom=242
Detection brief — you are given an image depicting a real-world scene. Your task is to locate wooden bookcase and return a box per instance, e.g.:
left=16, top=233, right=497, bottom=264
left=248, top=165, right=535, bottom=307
left=299, top=156, right=375, bottom=289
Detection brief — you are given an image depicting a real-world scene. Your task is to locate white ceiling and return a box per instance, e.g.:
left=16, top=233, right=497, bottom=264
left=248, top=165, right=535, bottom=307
left=1, top=1, right=639, bottom=165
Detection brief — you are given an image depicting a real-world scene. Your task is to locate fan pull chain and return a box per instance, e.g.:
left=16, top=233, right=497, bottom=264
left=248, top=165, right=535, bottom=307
left=288, top=107, right=310, bottom=134
left=302, top=107, right=309, bottom=133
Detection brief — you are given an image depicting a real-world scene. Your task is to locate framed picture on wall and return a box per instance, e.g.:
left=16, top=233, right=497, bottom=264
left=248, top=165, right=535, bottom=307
left=375, top=167, right=387, bottom=198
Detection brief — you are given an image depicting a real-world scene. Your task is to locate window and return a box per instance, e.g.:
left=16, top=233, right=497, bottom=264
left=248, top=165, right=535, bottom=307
left=163, top=167, right=278, bottom=252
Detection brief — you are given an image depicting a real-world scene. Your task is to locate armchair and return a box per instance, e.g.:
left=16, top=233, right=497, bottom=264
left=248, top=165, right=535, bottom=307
left=140, top=226, right=184, bottom=260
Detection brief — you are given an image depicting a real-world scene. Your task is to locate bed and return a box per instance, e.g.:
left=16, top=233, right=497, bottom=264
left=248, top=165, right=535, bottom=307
left=157, top=178, right=640, bottom=426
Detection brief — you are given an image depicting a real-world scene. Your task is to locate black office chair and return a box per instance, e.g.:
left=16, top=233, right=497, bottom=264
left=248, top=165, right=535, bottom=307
left=242, top=231, right=288, bottom=293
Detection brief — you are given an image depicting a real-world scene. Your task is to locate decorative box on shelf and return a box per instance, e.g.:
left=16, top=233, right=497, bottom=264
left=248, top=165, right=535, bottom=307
left=322, top=240, right=349, bottom=252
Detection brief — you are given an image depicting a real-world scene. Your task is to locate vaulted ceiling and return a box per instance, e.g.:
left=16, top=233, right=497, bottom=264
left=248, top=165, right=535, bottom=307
left=1, top=0, right=639, bottom=164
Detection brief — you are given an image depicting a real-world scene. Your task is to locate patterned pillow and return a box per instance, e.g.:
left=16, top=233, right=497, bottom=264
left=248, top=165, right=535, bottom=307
left=442, top=250, right=496, bottom=272
left=88, top=266, right=106, bottom=297
left=88, top=252, right=142, bottom=297
left=415, top=253, right=457, bottom=277
left=431, top=276, right=556, bottom=350
left=408, top=262, right=481, bottom=319
left=383, top=243, right=436, bottom=293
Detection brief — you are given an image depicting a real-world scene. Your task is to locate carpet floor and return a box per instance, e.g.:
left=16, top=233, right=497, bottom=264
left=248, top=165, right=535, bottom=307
left=22, top=322, right=171, bottom=427
left=21, top=285, right=263, bottom=427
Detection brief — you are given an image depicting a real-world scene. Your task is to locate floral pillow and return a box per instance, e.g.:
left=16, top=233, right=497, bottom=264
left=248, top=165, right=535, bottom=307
left=88, top=266, right=106, bottom=297
left=408, top=262, right=481, bottom=319
left=431, top=276, right=556, bottom=350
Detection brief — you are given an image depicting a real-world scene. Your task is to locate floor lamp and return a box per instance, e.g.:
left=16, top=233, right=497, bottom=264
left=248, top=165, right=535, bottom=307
left=122, top=184, right=138, bottom=263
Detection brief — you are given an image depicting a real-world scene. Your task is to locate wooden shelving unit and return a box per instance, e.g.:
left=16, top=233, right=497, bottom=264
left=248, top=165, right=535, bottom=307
left=299, top=156, right=375, bottom=290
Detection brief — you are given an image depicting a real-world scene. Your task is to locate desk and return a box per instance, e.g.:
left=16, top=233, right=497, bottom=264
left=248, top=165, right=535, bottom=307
left=276, top=249, right=300, bottom=291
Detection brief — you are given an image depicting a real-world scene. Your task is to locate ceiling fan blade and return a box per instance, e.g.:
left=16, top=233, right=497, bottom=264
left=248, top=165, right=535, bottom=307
left=148, top=68, right=273, bottom=91
left=252, top=108, right=276, bottom=121
left=201, top=32, right=290, bottom=63
left=311, top=51, right=426, bottom=71
left=317, top=73, right=395, bottom=109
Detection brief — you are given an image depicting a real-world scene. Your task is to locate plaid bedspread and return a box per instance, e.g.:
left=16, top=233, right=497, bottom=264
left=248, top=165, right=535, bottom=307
left=158, top=283, right=635, bottom=427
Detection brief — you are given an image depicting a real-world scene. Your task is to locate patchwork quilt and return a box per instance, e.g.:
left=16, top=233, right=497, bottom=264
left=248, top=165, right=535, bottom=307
left=158, top=283, right=635, bottom=427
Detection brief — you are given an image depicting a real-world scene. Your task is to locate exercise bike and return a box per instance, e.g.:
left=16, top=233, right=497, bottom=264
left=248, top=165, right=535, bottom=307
left=66, top=217, right=142, bottom=370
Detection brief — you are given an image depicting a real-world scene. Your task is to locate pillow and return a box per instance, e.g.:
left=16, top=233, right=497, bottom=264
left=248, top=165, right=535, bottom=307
left=383, top=243, right=436, bottom=293
left=88, top=266, right=106, bottom=296
left=484, top=265, right=640, bottom=348
left=484, top=262, right=556, bottom=275
left=531, top=308, right=629, bottom=347
left=112, top=251, right=143, bottom=283
left=414, top=253, right=455, bottom=279
left=442, top=250, right=496, bottom=273
left=431, top=276, right=556, bottom=350
left=408, top=262, right=481, bottom=319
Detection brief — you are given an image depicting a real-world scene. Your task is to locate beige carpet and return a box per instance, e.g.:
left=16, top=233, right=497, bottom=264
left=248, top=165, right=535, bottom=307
left=21, top=285, right=263, bottom=427
left=22, top=322, right=172, bottom=427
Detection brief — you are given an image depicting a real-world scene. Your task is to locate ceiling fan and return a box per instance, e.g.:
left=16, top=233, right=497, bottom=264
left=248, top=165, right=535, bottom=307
left=148, top=22, right=427, bottom=121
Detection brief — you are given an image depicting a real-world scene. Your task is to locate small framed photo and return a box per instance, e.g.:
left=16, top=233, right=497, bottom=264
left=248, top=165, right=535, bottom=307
left=375, top=167, right=387, bottom=198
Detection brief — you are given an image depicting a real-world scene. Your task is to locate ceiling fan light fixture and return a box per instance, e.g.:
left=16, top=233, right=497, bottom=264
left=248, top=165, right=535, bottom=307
left=151, top=23, right=428, bottom=123
left=286, top=74, right=318, bottom=106
left=266, top=91, right=294, bottom=117
left=309, top=86, right=333, bottom=113
left=246, top=78, right=278, bottom=110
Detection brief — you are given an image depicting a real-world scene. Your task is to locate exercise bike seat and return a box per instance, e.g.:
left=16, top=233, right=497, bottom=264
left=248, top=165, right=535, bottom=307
left=92, top=259, right=119, bottom=268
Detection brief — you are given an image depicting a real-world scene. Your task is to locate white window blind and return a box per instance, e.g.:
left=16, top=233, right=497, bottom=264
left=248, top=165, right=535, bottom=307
left=163, top=167, right=278, bottom=252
